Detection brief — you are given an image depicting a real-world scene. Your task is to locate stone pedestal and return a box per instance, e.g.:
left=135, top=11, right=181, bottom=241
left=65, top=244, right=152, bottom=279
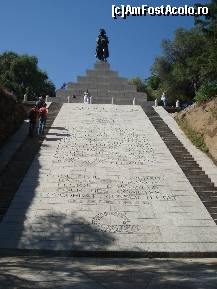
left=54, top=62, right=148, bottom=105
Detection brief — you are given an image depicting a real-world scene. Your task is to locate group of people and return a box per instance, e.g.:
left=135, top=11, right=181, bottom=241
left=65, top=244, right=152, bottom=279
left=28, top=96, right=48, bottom=138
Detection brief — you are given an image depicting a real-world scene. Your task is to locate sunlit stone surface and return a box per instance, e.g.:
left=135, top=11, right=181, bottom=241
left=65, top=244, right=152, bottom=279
left=0, top=104, right=217, bottom=252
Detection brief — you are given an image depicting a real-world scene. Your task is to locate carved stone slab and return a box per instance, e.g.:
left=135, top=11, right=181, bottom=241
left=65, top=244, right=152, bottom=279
left=0, top=104, right=217, bottom=253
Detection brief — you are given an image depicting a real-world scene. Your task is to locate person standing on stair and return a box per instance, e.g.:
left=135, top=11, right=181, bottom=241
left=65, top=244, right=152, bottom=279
left=83, top=90, right=91, bottom=104
left=38, top=103, right=48, bottom=136
left=28, top=105, right=38, bottom=138
left=161, top=92, right=167, bottom=107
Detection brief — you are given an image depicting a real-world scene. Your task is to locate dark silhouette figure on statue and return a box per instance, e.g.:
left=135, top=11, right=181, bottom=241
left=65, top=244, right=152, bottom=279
left=96, top=29, right=109, bottom=62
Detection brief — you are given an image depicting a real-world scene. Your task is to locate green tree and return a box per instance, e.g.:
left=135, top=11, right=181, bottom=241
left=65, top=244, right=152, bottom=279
left=128, top=77, right=147, bottom=92
left=0, top=51, right=55, bottom=100
left=195, top=0, right=217, bottom=43
left=195, top=0, right=217, bottom=82
left=151, top=28, right=207, bottom=103
left=145, top=75, right=161, bottom=91
left=129, top=77, right=156, bottom=101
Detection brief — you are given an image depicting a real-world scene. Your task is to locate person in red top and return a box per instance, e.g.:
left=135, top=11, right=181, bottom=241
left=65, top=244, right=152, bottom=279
left=28, top=105, right=38, bottom=137
left=37, top=103, right=48, bottom=136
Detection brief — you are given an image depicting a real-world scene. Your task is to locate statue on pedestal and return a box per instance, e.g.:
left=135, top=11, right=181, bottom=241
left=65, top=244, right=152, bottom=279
left=96, top=28, right=109, bottom=62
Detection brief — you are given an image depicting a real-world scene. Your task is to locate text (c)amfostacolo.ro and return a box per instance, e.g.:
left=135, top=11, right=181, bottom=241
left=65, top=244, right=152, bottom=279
left=112, top=4, right=209, bottom=19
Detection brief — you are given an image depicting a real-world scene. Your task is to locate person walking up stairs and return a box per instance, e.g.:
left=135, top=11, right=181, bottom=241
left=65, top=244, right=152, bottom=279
left=38, top=103, right=48, bottom=136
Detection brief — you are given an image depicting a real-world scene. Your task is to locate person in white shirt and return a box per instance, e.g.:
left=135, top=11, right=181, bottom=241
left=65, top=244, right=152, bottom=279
left=161, top=92, right=167, bottom=107
left=83, top=90, right=91, bottom=104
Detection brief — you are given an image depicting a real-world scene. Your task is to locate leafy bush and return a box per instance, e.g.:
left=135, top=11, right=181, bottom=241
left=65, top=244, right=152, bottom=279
left=195, top=81, right=217, bottom=103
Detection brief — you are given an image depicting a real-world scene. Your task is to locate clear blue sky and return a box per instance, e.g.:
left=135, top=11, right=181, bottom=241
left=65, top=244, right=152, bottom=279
left=0, top=0, right=208, bottom=89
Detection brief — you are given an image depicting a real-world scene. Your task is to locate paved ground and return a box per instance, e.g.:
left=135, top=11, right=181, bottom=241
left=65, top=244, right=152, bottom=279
left=0, top=257, right=217, bottom=289
left=1, top=104, right=217, bottom=253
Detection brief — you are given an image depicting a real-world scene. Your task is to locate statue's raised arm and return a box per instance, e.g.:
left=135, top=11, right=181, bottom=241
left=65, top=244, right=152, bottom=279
left=96, top=28, right=109, bottom=62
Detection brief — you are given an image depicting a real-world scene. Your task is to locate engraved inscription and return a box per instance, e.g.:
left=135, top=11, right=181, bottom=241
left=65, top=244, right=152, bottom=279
left=92, top=211, right=141, bottom=233
left=44, top=105, right=179, bottom=236
left=55, top=174, right=176, bottom=204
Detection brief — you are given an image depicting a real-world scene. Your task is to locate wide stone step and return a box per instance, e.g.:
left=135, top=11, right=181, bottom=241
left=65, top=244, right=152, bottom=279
left=54, top=94, right=146, bottom=105
left=77, top=75, right=128, bottom=83
left=68, top=83, right=137, bottom=92
left=86, top=69, right=119, bottom=77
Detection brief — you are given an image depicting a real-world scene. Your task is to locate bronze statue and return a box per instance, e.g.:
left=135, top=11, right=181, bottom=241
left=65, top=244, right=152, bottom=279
left=96, top=29, right=109, bottom=62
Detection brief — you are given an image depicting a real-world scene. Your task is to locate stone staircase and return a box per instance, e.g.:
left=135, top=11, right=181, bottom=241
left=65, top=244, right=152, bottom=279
left=52, top=62, right=148, bottom=105
left=1, top=103, right=217, bottom=256
left=142, top=105, right=217, bottom=225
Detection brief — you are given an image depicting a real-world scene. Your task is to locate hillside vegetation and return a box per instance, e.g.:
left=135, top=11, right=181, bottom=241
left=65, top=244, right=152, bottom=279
left=174, top=99, right=217, bottom=163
